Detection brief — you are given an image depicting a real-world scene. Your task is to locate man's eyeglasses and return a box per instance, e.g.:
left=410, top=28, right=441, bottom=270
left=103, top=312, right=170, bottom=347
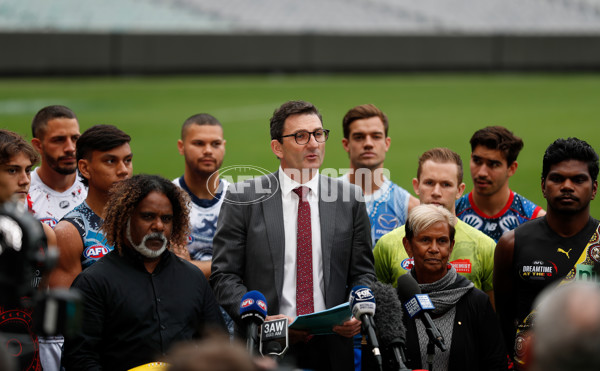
left=280, top=129, right=330, bottom=145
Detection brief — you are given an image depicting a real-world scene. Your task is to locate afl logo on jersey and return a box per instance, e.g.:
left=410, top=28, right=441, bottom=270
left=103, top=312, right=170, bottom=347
left=401, top=258, right=414, bottom=271
left=41, top=218, right=57, bottom=228
left=59, top=200, right=70, bottom=209
left=84, top=245, right=110, bottom=259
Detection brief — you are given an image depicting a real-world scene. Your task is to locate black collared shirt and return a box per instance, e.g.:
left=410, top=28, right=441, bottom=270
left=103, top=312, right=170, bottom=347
left=63, top=248, right=225, bottom=371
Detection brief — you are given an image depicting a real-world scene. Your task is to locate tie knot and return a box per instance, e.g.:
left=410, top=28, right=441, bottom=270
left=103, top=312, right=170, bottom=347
left=293, top=186, right=309, bottom=200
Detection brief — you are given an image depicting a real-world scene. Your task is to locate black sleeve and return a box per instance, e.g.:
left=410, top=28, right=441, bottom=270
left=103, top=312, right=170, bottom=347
left=474, top=290, right=509, bottom=371
left=62, top=273, right=104, bottom=371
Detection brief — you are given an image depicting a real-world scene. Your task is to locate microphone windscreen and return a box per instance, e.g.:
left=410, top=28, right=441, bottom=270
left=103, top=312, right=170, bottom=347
left=396, top=273, right=421, bottom=302
left=240, top=290, right=267, bottom=321
left=371, top=281, right=405, bottom=345
left=349, top=285, right=376, bottom=317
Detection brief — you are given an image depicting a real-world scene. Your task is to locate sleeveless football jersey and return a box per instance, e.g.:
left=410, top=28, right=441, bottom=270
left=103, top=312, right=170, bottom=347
left=29, top=168, right=87, bottom=228
left=173, top=176, right=229, bottom=261
left=512, top=216, right=599, bottom=327
left=61, top=201, right=113, bottom=269
left=456, top=190, right=543, bottom=242
left=340, top=174, right=410, bottom=247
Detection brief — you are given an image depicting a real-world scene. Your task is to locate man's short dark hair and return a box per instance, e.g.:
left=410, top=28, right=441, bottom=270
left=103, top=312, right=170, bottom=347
left=342, top=104, right=389, bottom=139
left=181, top=113, right=222, bottom=139
left=542, top=137, right=599, bottom=182
left=76, top=125, right=131, bottom=186
left=31, top=105, right=77, bottom=139
left=270, top=101, right=322, bottom=142
left=470, top=126, right=524, bottom=166
left=102, top=174, right=190, bottom=254
left=0, top=129, right=40, bottom=166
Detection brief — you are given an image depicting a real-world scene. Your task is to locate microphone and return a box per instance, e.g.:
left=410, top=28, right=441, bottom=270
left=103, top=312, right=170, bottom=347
left=349, top=285, right=383, bottom=371
left=396, top=274, right=447, bottom=353
left=260, top=317, right=289, bottom=358
left=371, top=281, right=411, bottom=371
left=240, top=290, right=267, bottom=355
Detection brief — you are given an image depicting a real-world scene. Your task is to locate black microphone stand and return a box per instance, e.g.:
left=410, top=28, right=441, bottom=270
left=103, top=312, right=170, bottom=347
left=426, top=341, right=435, bottom=371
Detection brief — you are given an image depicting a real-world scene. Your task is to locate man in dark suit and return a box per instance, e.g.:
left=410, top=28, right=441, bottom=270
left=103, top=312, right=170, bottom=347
left=210, top=100, right=375, bottom=370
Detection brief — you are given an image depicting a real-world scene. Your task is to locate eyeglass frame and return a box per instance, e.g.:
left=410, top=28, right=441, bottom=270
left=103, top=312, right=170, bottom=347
left=280, top=129, right=330, bottom=145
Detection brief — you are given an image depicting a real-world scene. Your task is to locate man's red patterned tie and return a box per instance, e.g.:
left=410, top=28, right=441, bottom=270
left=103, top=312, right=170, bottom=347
left=293, top=186, right=314, bottom=316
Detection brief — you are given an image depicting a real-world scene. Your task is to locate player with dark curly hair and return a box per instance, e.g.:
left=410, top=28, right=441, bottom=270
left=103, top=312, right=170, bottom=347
left=103, top=174, right=190, bottom=254
left=63, top=174, right=225, bottom=371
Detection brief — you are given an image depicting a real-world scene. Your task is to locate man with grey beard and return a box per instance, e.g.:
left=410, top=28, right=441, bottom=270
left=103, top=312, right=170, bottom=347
left=63, top=174, right=225, bottom=371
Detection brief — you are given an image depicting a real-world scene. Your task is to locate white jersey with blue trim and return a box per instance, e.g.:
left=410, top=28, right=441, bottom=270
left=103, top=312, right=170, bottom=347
left=340, top=173, right=410, bottom=247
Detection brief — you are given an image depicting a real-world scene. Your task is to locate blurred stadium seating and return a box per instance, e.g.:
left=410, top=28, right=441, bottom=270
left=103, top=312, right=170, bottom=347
left=1, top=0, right=600, bottom=34
left=1, top=0, right=600, bottom=73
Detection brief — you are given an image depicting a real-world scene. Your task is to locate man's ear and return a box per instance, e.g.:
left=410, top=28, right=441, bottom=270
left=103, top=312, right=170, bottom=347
left=177, top=139, right=184, bottom=156
left=78, top=159, right=90, bottom=181
left=412, top=178, right=420, bottom=196
left=342, top=138, right=350, bottom=154
left=508, top=161, right=518, bottom=177
left=31, top=138, right=42, bottom=153
left=456, top=182, right=466, bottom=199
left=271, top=139, right=283, bottom=159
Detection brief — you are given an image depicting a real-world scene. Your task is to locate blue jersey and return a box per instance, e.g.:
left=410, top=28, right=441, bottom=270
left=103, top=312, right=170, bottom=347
left=61, top=201, right=113, bottom=269
left=341, top=175, right=410, bottom=247
left=456, top=190, right=543, bottom=242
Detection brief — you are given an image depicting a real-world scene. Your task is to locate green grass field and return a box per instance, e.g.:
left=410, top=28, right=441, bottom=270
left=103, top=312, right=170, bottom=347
left=1, top=73, right=599, bottom=216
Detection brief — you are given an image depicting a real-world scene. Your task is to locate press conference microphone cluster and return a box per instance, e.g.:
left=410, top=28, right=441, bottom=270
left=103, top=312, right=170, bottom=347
left=349, top=285, right=383, bottom=371
left=371, top=281, right=411, bottom=371
left=396, top=274, right=447, bottom=353
left=240, top=290, right=268, bottom=356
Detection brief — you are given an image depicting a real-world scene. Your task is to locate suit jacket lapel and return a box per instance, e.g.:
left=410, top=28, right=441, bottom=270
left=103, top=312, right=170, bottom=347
left=319, top=174, right=335, bottom=294
left=262, top=171, right=285, bottom=304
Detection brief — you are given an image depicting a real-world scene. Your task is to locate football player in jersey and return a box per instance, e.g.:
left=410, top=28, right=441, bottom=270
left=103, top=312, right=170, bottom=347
left=494, top=137, right=599, bottom=366
left=29, top=105, right=87, bottom=227
left=171, top=113, right=228, bottom=279
left=374, top=148, right=496, bottom=305
left=456, top=126, right=545, bottom=241
left=340, top=104, right=418, bottom=246
left=50, top=125, right=132, bottom=289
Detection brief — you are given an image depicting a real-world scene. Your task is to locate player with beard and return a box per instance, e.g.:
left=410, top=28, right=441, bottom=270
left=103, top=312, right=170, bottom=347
left=494, top=137, right=599, bottom=367
left=171, top=113, right=228, bottom=279
left=62, top=174, right=225, bottom=371
left=29, top=105, right=87, bottom=227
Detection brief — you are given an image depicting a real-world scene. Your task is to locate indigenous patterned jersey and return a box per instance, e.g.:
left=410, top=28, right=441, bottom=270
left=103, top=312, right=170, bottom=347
left=373, top=219, right=496, bottom=292
left=173, top=176, right=229, bottom=261
left=29, top=168, right=87, bottom=228
left=456, top=190, right=543, bottom=242
left=340, top=174, right=410, bottom=247
left=61, top=201, right=113, bottom=269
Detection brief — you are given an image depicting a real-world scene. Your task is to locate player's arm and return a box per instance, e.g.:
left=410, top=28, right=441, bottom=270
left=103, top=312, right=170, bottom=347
left=39, top=223, right=57, bottom=290
left=170, top=243, right=211, bottom=279
left=494, top=230, right=516, bottom=355
left=49, top=221, right=84, bottom=288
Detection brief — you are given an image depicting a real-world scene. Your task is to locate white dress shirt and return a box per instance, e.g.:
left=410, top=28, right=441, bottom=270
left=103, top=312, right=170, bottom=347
left=278, top=167, right=326, bottom=318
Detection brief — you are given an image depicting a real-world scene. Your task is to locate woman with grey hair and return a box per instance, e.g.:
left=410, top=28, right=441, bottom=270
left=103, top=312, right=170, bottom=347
left=401, top=204, right=507, bottom=371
